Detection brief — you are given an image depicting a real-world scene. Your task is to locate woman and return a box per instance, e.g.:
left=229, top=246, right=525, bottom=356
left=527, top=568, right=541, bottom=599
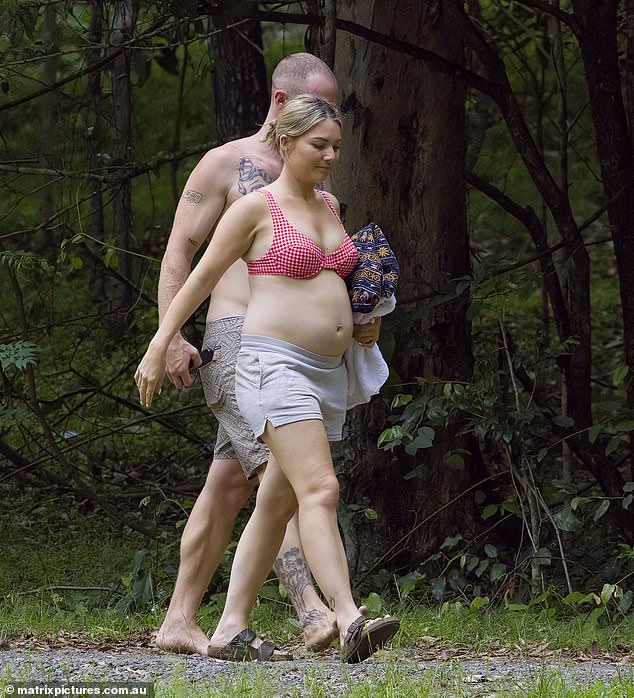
left=135, top=95, right=399, bottom=663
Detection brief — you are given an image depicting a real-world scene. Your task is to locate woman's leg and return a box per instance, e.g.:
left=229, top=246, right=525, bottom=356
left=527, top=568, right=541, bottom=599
left=261, top=419, right=362, bottom=642
left=208, top=453, right=298, bottom=649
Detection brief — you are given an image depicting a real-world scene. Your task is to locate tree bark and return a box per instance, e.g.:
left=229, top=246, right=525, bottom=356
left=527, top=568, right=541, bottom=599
left=573, top=0, right=634, bottom=492
left=333, top=0, right=484, bottom=579
left=36, top=4, right=61, bottom=255
left=106, top=0, right=136, bottom=337
left=208, top=19, right=268, bottom=141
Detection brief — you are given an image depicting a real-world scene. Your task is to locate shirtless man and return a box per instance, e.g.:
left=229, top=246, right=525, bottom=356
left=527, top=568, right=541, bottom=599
left=155, top=53, right=377, bottom=655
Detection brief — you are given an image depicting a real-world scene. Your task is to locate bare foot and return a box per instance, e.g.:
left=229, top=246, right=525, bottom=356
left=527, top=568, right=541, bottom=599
left=154, top=617, right=210, bottom=655
left=302, top=609, right=338, bottom=651
left=303, top=604, right=368, bottom=651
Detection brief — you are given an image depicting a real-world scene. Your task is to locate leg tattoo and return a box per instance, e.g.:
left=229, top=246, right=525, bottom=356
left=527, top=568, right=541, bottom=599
left=274, top=547, right=327, bottom=628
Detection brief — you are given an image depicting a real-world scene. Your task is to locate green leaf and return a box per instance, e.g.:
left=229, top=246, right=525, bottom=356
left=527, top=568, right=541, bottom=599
left=605, top=434, right=622, bottom=456
left=588, top=424, right=602, bottom=444
left=600, top=583, right=617, bottom=606
left=484, top=544, right=498, bottom=558
left=482, top=504, right=498, bottom=520
left=440, top=534, right=463, bottom=550
left=0, top=341, right=38, bottom=371
left=564, top=591, right=592, bottom=606
left=593, top=499, right=610, bottom=522
left=469, top=596, right=489, bottom=612
left=444, top=451, right=465, bottom=470
left=554, top=505, right=581, bottom=532
left=391, top=393, right=413, bottom=408
left=430, top=577, right=446, bottom=601
left=623, top=482, right=634, bottom=493
left=475, top=559, right=489, bottom=577
left=571, top=496, right=590, bottom=511
left=623, top=494, right=633, bottom=510
left=613, top=365, right=629, bottom=387
left=533, top=547, right=552, bottom=566
left=361, top=591, right=384, bottom=614
left=619, top=590, right=633, bottom=614
left=552, top=415, right=574, bottom=428
left=404, top=426, right=435, bottom=455
left=364, top=508, right=378, bottom=521
left=615, top=420, right=634, bottom=432
left=490, top=563, right=506, bottom=581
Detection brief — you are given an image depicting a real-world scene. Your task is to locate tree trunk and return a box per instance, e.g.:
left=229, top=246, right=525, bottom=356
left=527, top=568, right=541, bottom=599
left=87, top=0, right=104, bottom=244
left=106, top=0, right=136, bottom=337
left=208, top=19, right=268, bottom=141
left=572, top=0, right=634, bottom=496
left=333, top=0, right=484, bottom=580
left=36, top=4, right=60, bottom=255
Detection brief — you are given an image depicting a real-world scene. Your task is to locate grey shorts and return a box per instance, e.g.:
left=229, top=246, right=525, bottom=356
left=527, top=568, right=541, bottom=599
left=199, top=317, right=269, bottom=479
left=235, top=335, right=348, bottom=442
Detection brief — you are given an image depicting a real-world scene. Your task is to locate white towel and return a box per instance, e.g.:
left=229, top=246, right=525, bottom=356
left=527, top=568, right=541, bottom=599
left=345, top=296, right=397, bottom=409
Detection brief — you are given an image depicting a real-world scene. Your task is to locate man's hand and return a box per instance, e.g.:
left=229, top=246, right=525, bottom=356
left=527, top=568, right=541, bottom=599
left=352, top=317, right=382, bottom=348
left=166, top=334, right=201, bottom=389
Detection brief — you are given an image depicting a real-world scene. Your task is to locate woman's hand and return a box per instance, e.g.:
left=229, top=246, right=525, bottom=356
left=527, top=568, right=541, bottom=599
left=352, top=316, right=382, bottom=348
left=135, top=342, right=168, bottom=408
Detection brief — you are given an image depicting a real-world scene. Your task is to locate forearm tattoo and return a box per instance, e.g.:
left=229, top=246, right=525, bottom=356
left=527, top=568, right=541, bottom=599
left=237, top=156, right=273, bottom=195
left=183, top=190, right=203, bottom=204
left=187, top=237, right=198, bottom=247
left=274, top=546, right=327, bottom=627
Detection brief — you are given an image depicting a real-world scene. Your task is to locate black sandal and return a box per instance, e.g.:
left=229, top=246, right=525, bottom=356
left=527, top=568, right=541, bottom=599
left=207, top=627, right=293, bottom=662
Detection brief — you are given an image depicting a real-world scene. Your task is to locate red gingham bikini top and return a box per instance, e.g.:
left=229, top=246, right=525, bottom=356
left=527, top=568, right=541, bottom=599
left=247, top=188, right=358, bottom=280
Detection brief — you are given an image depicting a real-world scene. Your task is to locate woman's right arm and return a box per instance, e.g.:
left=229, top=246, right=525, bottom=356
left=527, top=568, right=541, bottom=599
left=135, top=195, right=260, bottom=407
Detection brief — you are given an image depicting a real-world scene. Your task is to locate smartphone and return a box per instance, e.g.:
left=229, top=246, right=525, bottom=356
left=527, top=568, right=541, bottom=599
left=199, top=347, right=215, bottom=367
left=189, top=347, right=215, bottom=376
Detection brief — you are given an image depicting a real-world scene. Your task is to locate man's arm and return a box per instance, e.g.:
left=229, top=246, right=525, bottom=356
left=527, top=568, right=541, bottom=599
left=158, top=148, right=234, bottom=389
left=137, top=194, right=261, bottom=408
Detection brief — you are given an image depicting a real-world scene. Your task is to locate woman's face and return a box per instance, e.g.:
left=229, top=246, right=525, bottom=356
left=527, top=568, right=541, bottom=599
left=282, top=118, right=342, bottom=183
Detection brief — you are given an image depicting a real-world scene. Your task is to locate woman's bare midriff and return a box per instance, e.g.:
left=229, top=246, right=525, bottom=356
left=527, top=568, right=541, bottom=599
left=206, top=259, right=251, bottom=320
left=243, top=272, right=353, bottom=356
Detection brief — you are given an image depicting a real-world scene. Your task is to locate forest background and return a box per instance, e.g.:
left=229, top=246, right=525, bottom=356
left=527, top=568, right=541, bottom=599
left=1, top=0, right=634, bottom=628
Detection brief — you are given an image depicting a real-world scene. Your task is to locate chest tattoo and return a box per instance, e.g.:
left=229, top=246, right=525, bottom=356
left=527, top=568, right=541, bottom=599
left=237, top=156, right=273, bottom=195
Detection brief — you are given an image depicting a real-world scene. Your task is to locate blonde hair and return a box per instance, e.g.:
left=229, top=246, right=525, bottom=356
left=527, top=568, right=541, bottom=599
left=266, top=94, right=341, bottom=158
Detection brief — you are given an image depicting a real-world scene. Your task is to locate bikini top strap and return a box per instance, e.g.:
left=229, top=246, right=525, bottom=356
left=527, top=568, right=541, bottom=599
left=318, top=190, right=344, bottom=228
left=257, top=188, right=286, bottom=234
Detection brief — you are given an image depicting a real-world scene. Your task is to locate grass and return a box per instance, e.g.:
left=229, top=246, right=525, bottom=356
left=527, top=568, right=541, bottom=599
left=2, top=501, right=634, bottom=697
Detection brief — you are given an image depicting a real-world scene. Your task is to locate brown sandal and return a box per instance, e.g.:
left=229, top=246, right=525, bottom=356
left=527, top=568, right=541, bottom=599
left=207, top=627, right=293, bottom=662
left=340, top=615, right=400, bottom=663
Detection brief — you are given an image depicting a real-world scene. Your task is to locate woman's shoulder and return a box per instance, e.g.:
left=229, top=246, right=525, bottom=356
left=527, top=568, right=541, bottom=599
left=224, top=187, right=269, bottom=221
left=318, top=189, right=341, bottom=214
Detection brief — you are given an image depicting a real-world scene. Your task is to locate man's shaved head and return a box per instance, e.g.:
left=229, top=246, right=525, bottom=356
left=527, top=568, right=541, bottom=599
left=271, top=52, right=337, bottom=99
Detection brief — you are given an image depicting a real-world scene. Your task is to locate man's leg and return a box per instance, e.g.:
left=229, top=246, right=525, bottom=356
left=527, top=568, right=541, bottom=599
left=155, top=456, right=256, bottom=654
left=274, top=514, right=337, bottom=649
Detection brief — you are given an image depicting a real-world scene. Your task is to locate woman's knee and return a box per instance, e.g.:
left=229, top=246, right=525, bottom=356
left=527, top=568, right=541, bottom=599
left=300, top=474, right=340, bottom=510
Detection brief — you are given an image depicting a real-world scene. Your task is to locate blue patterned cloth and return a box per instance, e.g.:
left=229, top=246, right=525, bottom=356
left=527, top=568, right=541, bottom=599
left=347, top=222, right=400, bottom=313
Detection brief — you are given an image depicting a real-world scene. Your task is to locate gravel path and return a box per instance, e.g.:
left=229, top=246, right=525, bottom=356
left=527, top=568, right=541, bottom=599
left=1, top=646, right=633, bottom=696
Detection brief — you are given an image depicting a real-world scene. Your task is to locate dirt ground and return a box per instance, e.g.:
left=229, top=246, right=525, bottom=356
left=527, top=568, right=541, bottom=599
left=1, top=635, right=633, bottom=696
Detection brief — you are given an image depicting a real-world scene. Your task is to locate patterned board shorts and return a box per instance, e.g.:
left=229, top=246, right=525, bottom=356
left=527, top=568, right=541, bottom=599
left=199, top=316, right=269, bottom=479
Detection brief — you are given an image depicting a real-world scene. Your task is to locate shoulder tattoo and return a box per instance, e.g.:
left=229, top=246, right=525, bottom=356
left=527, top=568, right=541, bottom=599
left=183, top=190, right=203, bottom=204
left=237, top=156, right=273, bottom=196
